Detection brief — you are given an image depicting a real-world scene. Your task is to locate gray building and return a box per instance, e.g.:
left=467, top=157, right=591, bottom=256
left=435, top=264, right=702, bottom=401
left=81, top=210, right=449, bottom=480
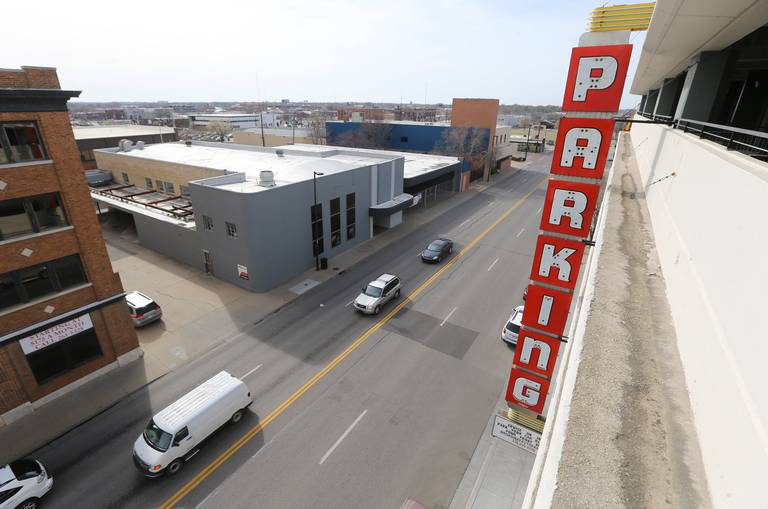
left=91, top=142, right=452, bottom=292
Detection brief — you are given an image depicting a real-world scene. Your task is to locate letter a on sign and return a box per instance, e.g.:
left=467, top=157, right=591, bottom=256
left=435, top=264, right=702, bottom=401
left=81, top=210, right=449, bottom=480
left=521, top=284, right=573, bottom=337
left=530, top=234, right=586, bottom=290
left=562, top=44, right=632, bottom=112
left=513, top=328, right=563, bottom=378
left=540, top=179, right=600, bottom=238
left=506, top=366, right=551, bottom=415
left=551, top=117, right=615, bottom=180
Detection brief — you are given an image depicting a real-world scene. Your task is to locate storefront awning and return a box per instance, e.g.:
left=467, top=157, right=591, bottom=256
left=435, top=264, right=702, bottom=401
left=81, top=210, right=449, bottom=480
left=369, top=193, right=414, bottom=218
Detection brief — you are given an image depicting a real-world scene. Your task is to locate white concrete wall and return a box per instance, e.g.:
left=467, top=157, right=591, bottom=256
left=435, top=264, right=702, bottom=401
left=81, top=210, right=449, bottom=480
left=629, top=118, right=768, bottom=508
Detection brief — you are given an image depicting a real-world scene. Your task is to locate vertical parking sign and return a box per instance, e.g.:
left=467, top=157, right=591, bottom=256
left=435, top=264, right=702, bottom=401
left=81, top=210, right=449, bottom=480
left=504, top=41, right=631, bottom=418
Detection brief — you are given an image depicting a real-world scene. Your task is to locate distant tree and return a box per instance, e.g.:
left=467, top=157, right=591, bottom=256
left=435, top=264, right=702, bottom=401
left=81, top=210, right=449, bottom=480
left=360, top=122, right=392, bottom=149
left=439, top=126, right=489, bottom=179
left=519, top=116, right=530, bottom=128
left=208, top=120, right=232, bottom=141
left=308, top=119, right=326, bottom=145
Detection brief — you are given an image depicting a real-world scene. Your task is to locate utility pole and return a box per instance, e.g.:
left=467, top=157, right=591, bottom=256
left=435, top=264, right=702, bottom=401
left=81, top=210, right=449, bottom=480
left=524, top=124, right=532, bottom=161
left=292, top=111, right=296, bottom=144
left=260, top=111, right=266, bottom=146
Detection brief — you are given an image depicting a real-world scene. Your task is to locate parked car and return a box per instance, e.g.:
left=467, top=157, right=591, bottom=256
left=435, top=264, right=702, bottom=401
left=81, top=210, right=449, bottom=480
left=133, top=371, right=252, bottom=477
left=502, top=305, right=524, bottom=345
left=420, top=238, right=453, bottom=263
left=0, top=459, right=53, bottom=509
left=354, top=274, right=401, bottom=315
left=126, top=291, right=162, bottom=327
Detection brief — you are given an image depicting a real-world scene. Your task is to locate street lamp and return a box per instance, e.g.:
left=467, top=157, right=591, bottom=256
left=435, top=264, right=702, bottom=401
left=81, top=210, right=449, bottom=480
left=313, top=171, right=324, bottom=271
left=523, top=124, right=532, bottom=161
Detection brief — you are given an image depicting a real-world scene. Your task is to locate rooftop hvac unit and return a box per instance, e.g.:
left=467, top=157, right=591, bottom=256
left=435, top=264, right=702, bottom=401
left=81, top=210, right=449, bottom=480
left=258, top=170, right=275, bottom=187
left=276, top=149, right=285, bottom=157
left=135, top=141, right=145, bottom=150
left=118, top=139, right=133, bottom=152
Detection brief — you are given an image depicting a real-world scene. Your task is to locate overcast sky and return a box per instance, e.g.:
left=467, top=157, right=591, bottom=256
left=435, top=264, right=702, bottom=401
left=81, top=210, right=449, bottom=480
left=5, top=0, right=645, bottom=108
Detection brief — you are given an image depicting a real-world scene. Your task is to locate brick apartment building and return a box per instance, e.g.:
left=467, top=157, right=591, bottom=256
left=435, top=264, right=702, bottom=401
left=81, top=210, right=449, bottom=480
left=0, top=67, right=139, bottom=426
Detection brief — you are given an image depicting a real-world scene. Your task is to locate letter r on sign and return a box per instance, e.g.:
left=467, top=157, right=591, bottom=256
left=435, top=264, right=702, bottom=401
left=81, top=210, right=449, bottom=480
left=540, top=180, right=600, bottom=238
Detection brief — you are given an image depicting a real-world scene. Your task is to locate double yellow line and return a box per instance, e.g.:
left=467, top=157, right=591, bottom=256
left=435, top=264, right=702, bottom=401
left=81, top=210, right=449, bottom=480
left=158, top=180, right=543, bottom=509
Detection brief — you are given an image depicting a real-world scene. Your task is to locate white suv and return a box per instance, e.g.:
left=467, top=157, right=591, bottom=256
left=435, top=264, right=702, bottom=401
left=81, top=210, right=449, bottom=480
left=354, top=274, right=401, bottom=315
left=0, top=460, right=53, bottom=509
left=502, top=306, right=524, bottom=345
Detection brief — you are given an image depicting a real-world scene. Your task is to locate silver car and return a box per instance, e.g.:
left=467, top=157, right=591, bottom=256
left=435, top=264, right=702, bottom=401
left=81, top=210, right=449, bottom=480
left=126, top=291, right=163, bottom=327
left=354, top=274, right=401, bottom=315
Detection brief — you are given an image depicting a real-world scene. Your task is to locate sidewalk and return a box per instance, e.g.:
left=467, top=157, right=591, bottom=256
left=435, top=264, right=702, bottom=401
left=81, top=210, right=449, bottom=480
left=0, top=161, right=531, bottom=461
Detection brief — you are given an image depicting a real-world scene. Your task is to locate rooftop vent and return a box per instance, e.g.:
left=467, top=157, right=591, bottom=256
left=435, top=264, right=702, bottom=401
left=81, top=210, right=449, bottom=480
left=118, top=139, right=133, bottom=152
left=258, top=170, right=275, bottom=187
left=135, top=141, right=145, bottom=150
left=185, top=139, right=192, bottom=147
left=276, top=149, right=285, bottom=157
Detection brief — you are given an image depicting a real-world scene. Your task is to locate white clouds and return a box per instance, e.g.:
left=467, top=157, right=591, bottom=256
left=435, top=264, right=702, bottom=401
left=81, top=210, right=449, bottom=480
left=5, top=0, right=643, bottom=107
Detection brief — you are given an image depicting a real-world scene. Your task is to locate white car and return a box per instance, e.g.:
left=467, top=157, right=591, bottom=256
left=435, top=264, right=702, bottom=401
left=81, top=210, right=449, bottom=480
left=502, top=306, right=524, bottom=345
left=0, top=460, right=53, bottom=509
left=354, top=274, right=401, bottom=315
left=126, top=291, right=163, bottom=327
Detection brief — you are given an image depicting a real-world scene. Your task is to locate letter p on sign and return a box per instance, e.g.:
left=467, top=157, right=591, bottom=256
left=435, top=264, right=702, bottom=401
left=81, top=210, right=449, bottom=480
left=562, top=44, right=632, bottom=112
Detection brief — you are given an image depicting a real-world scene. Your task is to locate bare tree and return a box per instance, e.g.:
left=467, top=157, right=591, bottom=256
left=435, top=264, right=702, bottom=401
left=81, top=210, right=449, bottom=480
left=439, top=127, right=490, bottom=181
left=360, top=122, right=392, bottom=149
left=207, top=120, right=232, bottom=141
left=308, top=118, right=326, bottom=145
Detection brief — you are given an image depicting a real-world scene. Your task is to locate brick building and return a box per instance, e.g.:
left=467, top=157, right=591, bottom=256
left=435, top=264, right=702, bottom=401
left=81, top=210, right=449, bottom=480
left=0, top=67, right=139, bottom=427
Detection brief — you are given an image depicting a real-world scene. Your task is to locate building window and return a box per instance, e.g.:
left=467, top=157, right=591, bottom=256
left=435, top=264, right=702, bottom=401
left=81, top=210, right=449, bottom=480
left=202, top=215, right=214, bottom=230
left=165, top=182, right=175, bottom=194
left=122, top=172, right=130, bottom=184
left=400, top=136, right=408, bottom=143
left=180, top=185, right=190, bottom=196
left=0, top=193, right=68, bottom=241
left=225, top=221, right=238, bottom=238
left=26, top=327, right=102, bottom=384
left=310, top=203, right=323, bottom=256
left=330, top=197, right=341, bottom=247
left=0, top=122, right=46, bottom=165
left=0, top=254, right=88, bottom=311
left=156, top=180, right=164, bottom=192
left=145, top=178, right=153, bottom=189
left=346, top=193, right=356, bottom=240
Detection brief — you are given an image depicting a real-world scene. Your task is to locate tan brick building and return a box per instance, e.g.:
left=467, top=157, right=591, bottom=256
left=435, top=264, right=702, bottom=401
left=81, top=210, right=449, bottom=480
left=0, top=67, right=139, bottom=426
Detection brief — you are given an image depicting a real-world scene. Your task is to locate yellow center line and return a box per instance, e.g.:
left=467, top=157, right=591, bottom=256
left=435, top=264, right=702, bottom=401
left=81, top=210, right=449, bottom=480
left=157, top=178, right=544, bottom=509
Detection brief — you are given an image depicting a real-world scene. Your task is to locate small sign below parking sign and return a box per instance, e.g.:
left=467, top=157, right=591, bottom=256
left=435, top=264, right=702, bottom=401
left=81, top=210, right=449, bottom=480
left=492, top=414, right=541, bottom=454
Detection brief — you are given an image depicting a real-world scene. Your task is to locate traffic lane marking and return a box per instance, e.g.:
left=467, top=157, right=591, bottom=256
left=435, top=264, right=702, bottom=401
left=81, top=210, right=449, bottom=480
left=156, top=180, right=544, bottom=509
left=240, top=364, right=263, bottom=380
left=440, top=307, right=458, bottom=327
left=487, top=258, right=499, bottom=272
left=516, top=228, right=525, bottom=238
left=318, top=409, right=368, bottom=465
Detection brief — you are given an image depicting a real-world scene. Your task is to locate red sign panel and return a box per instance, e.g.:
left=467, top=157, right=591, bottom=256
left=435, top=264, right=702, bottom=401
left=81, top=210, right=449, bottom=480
left=506, top=366, right=551, bottom=415
left=530, top=234, right=586, bottom=290
left=540, top=179, right=600, bottom=238
left=513, top=328, right=563, bottom=379
left=550, top=117, right=615, bottom=180
left=562, top=44, right=632, bottom=112
left=521, top=284, right=572, bottom=337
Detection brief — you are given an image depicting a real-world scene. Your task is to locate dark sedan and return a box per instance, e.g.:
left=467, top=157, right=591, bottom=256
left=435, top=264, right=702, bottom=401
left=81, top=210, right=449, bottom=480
left=421, top=238, right=453, bottom=263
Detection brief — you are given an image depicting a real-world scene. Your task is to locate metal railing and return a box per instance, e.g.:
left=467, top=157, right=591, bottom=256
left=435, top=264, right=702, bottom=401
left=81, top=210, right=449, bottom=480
left=634, top=113, right=768, bottom=162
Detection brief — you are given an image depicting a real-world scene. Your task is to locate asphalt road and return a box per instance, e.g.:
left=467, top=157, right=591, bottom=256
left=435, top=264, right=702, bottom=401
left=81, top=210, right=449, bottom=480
left=33, top=156, right=550, bottom=509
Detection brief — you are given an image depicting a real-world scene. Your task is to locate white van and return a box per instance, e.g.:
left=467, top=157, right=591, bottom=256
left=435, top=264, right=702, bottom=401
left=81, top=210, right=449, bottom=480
left=133, top=371, right=252, bottom=477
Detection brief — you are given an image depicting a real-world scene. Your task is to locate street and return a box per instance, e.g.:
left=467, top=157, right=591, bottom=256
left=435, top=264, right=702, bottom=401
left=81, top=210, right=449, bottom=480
left=33, top=157, right=550, bottom=509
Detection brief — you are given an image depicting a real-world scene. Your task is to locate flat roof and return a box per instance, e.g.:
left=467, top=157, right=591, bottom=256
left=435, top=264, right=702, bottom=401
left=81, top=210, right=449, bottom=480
left=274, top=144, right=461, bottom=180
left=190, top=113, right=258, bottom=118
left=96, top=141, right=399, bottom=193
left=327, top=120, right=450, bottom=127
left=72, top=125, right=176, bottom=140
left=240, top=127, right=312, bottom=137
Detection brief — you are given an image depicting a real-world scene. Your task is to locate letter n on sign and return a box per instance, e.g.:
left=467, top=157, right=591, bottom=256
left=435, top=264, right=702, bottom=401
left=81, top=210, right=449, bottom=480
left=540, top=179, right=600, bottom=239
left=506, top=366, right=551, bottom=415
left=513, top=328, right=562, bottom=379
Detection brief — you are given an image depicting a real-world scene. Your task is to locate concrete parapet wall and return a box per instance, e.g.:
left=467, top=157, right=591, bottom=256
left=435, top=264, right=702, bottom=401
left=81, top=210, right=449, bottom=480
left=629, top=117, right=768, bottom=508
